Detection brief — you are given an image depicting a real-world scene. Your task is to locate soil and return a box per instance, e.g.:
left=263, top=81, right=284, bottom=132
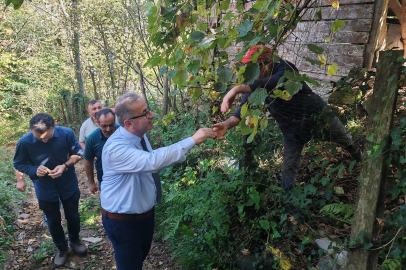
left=3, top=163, right=180, bottom=270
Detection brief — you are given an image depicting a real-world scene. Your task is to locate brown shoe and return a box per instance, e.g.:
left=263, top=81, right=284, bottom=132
left=54, top=250, right=68, bottom=267
left=70, top=239, right=87, bottom=255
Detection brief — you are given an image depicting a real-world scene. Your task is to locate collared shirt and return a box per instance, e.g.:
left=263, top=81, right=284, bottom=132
left=13, top=126, right=84, bottom=202
left=101, top=127, right=195, bottom=214
left=83, top=124, right=120, bottom=183
left=79, top=117, right=99, bottom=143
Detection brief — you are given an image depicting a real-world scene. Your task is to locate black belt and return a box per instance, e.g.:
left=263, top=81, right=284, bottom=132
left=101, top=207, right=154, bottom=220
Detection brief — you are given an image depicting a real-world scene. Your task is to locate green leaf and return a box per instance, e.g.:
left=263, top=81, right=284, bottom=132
left=307, top=44, right=324, bottom=54
left=241, top=103, right=249, bottom=118
left=320, top=176, right=330, bottom=186
left=220, top=0, right=230, bottom=11
left=236, top=20, right=254, bottom=37
left=304, top=57, right=323, bottom=66
left=249, top=37, right=262, bottom=46
left=9, top=0, right=24, bottom=9
left=189, top=31, right=206, bottom=42
left=260, top=117, right=268, bottom=131
left=159, top=67, right=168, bottom=76
left=243, top=64, right=260, bottom=85
left=327, top=63, right=338, bottom=76
left=259, top=220, right=270, bottom=230
left=217, top=67, right=233, bottom=83
left=248, top=88, right=267, bottom=106
left=331, top=20, right=346, bottom=32
left=172, top=70, right=188, bottom=85
left=186, top=60, right=200, bottom=75
left=168, top=70, right=177, bottom=79
left=284, top=81, right=302, bottom=96
left=200, top=36, right=215, bottom=47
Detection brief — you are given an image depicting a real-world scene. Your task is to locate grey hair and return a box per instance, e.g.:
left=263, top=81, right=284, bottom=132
left=115, top=93, right=143, bottom=127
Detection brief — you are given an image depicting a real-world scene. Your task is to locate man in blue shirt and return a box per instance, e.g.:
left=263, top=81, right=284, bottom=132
left=13, top=113, right=87, bottom=267
left=101, top=93, right=217, bottom=270
left=84, top=108, right=119, bottom=194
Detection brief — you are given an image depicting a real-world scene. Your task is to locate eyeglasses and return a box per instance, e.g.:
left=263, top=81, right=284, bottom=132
left=127, top=109, right=153, bottom=120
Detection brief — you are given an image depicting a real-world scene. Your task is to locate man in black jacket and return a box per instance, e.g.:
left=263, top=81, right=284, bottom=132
left=213, top=45, right=361, bottom=192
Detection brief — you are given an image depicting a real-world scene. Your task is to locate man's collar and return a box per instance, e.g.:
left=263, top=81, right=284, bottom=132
left=119, top=127, right=143, bottom=145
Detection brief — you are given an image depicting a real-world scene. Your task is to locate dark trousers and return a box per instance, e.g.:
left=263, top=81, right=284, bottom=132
left=38, top=190, right=81, bottom=251
left=102, top=213, right=154, bottom=270
left=280, top=114, right=354, bottom=191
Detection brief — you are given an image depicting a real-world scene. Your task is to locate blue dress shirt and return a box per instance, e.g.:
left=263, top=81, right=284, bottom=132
left=83, top=124, right=120, bottom=183
left=13, top=126, right=84, bottom=202
left=101, top=127, right=195, bottom=214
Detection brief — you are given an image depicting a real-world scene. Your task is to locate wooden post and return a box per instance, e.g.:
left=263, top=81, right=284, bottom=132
left=348, top=50, right=404, bottom=269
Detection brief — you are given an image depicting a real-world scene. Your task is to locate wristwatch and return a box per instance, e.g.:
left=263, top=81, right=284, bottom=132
left=64, top=163, right=69, bottom=171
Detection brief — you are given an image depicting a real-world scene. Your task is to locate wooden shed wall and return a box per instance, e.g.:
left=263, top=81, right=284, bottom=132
left=224, top=0, right=378, bottom=99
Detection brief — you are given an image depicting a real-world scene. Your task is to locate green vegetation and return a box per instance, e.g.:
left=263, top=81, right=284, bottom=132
left=0, top=148, right=28, bottom=267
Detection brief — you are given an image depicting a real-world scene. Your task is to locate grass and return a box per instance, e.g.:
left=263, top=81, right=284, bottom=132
left=0, top=147, right=29, bottom=268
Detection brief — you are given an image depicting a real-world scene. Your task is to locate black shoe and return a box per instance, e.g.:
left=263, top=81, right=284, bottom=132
left=345, top=145, right=362, bottom=162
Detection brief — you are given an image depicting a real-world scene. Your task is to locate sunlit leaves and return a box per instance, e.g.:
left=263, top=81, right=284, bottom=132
left=327, top=63, right=338, bottom=76
left=220, top=0, right=230, bottom=11
left=332, top=20, right=345, bottom=32
left=172, top=70, right=188, bottom=86
left=236, top=20, right=254, bottom=37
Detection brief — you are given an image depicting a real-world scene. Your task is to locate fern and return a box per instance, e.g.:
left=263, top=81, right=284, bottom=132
left=320, top=203, right=355, bottom=222
left=381, top=257, right=402, bottom=270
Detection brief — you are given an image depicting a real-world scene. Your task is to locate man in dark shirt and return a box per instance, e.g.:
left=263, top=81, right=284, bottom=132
left=13, top=113, right=87, bottom=267
left=213, top=45, right=361, bottom=192
left=84, top=108, right=119, bottom=194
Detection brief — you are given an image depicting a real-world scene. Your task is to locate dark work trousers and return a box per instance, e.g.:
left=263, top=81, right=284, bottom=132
left=102, top=213, right=154, bottom=270
left=38, top=189, right=81, bottom=251
left=280, top=112, right=354, bottom=192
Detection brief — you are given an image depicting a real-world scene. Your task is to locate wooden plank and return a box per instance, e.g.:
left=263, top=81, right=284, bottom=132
left=281, top=42, right=365, bottom=57
left=287, top=30, right=369, bottom=44
left=314, top=0, right=375, bottom=6
left=295, top=20, right=373, bottom=33
left=348, top=50, right=404, bottom=270
left=301, top=4, right=375, bottom=20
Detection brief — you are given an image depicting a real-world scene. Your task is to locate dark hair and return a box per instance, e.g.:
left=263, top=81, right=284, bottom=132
left=95, top=108, right=116, bottom=122
left=87, top=99, right=101, bottom=108
left=29, top=113, right=55, bottom=134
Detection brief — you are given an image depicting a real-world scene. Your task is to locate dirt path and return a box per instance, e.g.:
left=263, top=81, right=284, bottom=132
left=3, top=162, right=179, bottom=270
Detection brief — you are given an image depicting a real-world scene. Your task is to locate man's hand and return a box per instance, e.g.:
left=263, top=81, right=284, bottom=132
left=16, top=181, right=26, bottom=192
left=36, top=165, right=50, bottom=177
left=221, top=85, right=252, bottom=113
left=191, top=128, right=217, bottom=145
left=48, top=165, right=65, bottom=179
left=88, top=182, right=99, bottom=194
left=212, top=122, right=228, bottom=140
left=221, top=90, right=237, bottom=113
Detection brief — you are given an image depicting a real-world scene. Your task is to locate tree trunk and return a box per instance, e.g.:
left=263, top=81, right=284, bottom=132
left=97, top=23, right=116, bottom=97
left=72, top=0, right=85, bottom=96
left=136, top=62, right=148, bottom=104
left=162, top=73, right=169, bottom=116
left=88, top=67, right=99, bottom=99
